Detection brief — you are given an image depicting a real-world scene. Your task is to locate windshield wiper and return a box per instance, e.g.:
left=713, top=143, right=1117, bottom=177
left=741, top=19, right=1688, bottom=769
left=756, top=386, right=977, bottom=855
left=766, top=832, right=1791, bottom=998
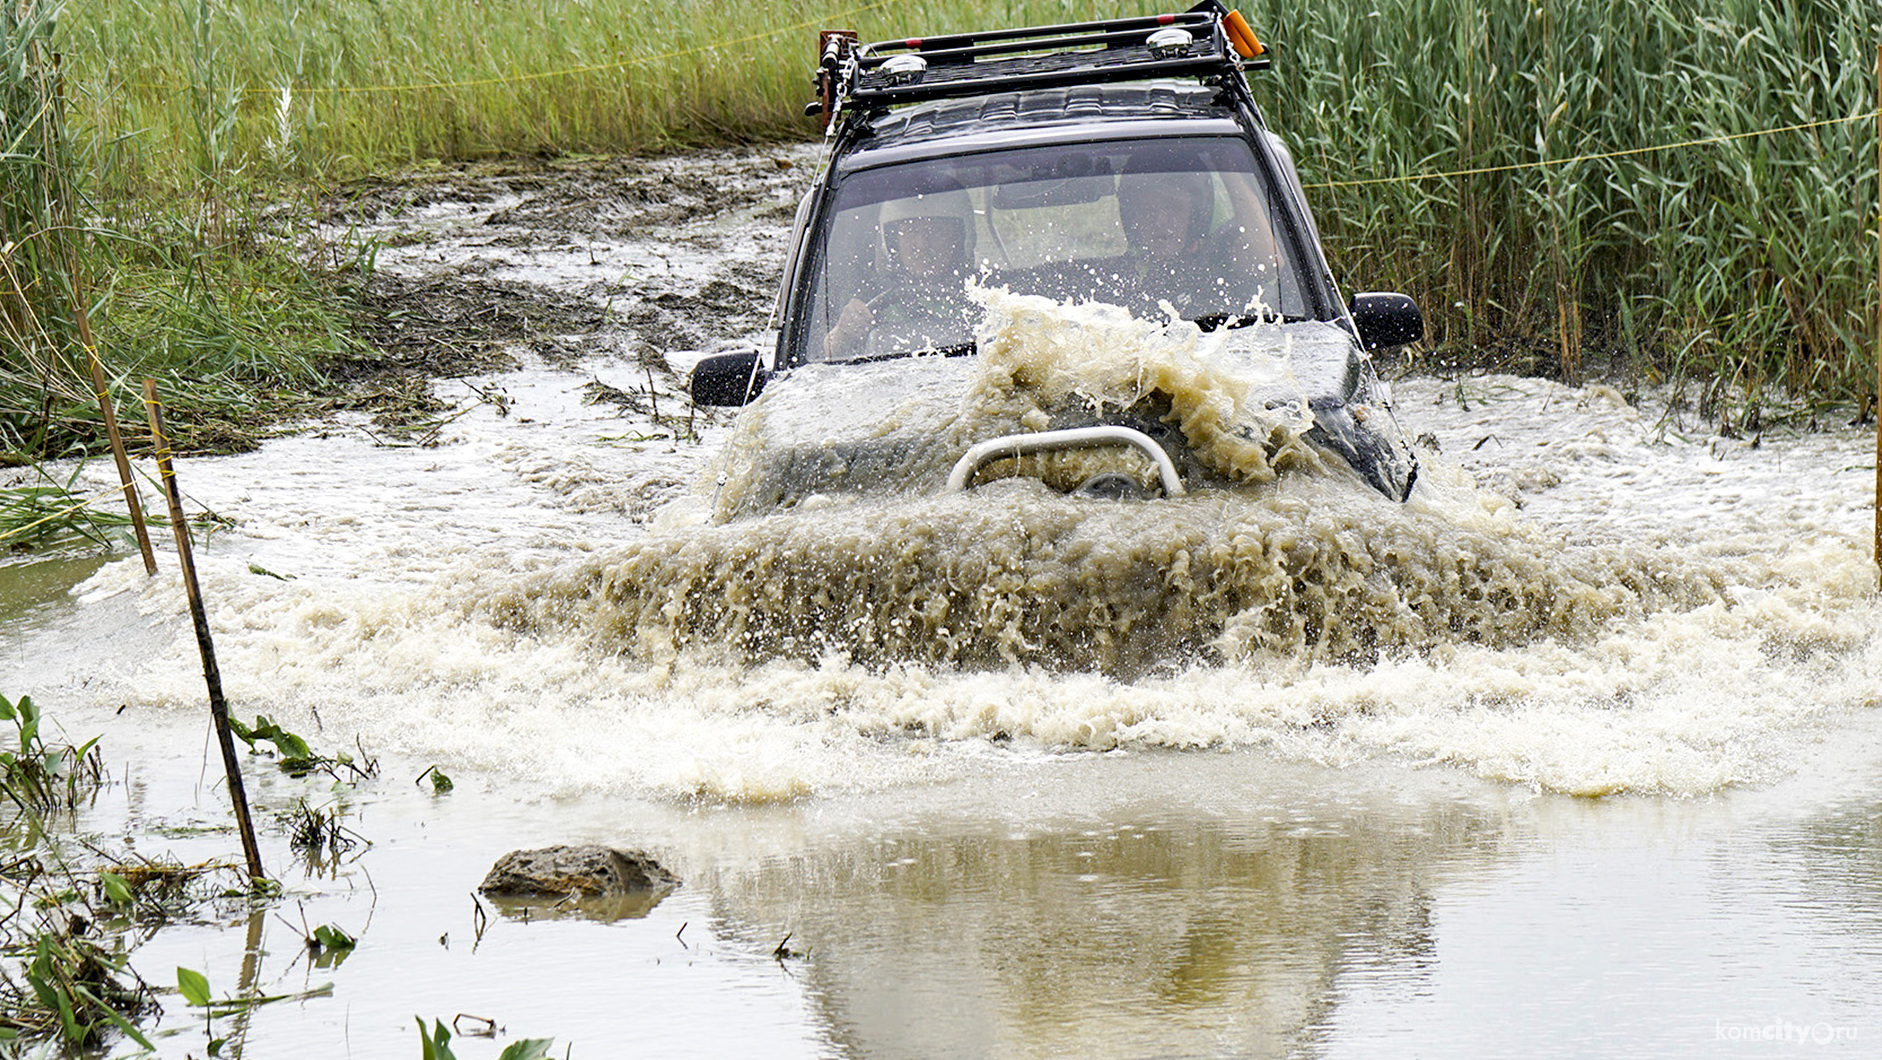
left=846, top=341, right=978, bottom=365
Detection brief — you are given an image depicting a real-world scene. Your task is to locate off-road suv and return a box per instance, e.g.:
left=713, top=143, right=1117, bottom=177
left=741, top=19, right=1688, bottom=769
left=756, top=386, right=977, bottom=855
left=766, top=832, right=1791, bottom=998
left=692, top=0, right=1423, bottom=509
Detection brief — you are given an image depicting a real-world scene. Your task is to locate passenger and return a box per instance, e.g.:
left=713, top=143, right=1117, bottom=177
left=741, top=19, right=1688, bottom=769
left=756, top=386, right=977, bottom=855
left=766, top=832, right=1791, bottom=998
left=1114, top=167, right=1280, bottom=319
left=1114, top=170, right=1217, bottom=314
left=825, top=186, right=975, bottom=360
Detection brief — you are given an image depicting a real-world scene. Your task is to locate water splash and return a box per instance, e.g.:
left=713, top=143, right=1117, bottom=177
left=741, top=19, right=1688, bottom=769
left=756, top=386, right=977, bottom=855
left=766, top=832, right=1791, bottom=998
left=500, top=293, right=1718, bottom=673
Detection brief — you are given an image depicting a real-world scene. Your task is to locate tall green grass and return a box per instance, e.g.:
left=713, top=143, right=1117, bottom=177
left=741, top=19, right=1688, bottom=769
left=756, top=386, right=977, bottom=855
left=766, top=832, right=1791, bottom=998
left=2, top=0, right=90, bottom=457
left=61, top=0, right=1120, bottom=190
left=4, top=0, right=359, bottom=464
left=1249, top=0, right=1881, bottom=405
left=35, top=0, right=1882, bottom=410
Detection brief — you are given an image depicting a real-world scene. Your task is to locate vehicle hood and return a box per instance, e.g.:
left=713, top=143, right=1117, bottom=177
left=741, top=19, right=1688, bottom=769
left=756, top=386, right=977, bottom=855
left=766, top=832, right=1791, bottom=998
left=712, top=287, right=1412, bottom=520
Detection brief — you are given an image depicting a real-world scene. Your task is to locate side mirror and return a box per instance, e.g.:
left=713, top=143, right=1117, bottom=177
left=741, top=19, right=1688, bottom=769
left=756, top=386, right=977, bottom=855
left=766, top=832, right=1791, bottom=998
left=1350, top=292, right=1424, bottom=351
left=690, top=350, right=768, bottom=406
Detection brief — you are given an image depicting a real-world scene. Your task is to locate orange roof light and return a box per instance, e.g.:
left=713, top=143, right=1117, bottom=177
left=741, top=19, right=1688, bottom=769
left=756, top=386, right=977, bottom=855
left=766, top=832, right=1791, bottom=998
left=1223, top=10, right=1265, bottom=59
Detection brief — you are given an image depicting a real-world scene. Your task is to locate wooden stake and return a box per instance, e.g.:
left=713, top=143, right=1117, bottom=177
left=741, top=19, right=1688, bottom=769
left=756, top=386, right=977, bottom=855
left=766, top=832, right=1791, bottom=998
left=80, top=335, right=157, bottom=577
left=142, top=379, right=265, bottom=884
left=51, top=58, right=155, bottom=575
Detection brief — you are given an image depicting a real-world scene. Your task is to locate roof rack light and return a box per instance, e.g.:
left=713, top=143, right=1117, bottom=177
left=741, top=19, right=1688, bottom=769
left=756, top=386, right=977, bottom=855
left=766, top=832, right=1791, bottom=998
left=882, top=54, right=928, bottom=85
left=1146, top=27, right=1193, bottom=59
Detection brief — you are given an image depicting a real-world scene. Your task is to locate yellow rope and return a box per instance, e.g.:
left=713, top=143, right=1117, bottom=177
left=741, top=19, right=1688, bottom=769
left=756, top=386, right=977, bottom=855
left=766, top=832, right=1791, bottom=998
left=1304, top=110, right=1882, bottom=189
left=131, top=0, right=898, bottom=96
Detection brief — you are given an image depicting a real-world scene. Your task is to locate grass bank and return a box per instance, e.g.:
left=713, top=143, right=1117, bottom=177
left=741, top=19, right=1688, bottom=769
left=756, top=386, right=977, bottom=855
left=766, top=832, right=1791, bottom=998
left=11, top=0, right=1882, bottom=472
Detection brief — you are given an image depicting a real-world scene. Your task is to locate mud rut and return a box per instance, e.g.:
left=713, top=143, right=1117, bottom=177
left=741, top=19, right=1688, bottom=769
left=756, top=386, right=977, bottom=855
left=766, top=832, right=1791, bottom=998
left=329, top=145, right=819, bottom=424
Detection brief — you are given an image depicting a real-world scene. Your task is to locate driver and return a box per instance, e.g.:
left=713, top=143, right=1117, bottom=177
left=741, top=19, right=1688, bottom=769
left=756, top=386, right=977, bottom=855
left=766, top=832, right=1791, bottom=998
left=825, top=184, right=975, bottom=360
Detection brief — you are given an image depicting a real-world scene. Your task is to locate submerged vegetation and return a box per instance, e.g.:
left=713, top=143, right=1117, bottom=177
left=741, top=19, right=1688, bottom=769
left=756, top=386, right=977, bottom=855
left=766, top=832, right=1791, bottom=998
left=0, top=694, right=396, bottom=1053
left=0, top=694, right=153, bottom=1051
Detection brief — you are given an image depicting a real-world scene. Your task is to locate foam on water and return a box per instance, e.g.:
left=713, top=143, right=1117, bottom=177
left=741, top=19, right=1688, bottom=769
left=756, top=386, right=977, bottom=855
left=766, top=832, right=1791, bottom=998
left=29, top=298, right=1879, bottom=803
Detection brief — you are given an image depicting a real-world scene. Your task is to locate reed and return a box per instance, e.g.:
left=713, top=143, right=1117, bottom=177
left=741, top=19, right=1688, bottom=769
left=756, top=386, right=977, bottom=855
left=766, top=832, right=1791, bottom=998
left=4, top=0, right=362, bottom=465
left=2, top=0, right=89, bottom=456
left=1249, top=0, right=1882, bottom=407
left=31, top=0, right=1882, bottom=413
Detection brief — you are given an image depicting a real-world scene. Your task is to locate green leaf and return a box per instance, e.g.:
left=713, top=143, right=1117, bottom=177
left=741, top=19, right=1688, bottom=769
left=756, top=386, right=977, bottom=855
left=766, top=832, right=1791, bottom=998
left=498, top=1039, right=556, bottom=1060
left=311, top=924, right=356, bottom=951
left=100, top=871, right=133, bottom=906
left=416, top=1017, right=457, bottom=1060
left=232, top=714, right=315, bottom=763
left=252, top=715, right=311, bottom=760
left=228, top=716, right=258, bottom=748
left=27, top=960, right=60, bottom=1016
left=177, top=966, right=211, bottom=1007
left=71, top=980, right=156, bottom=1051
left=429, top=768, right=453, bottom=794
left=48, top=966, right=81, bottom=1044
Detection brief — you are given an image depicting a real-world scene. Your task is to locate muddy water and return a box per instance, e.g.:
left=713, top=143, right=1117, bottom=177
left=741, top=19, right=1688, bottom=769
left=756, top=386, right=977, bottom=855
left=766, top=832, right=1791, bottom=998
left=4, top=146, right=1881, bottom=1057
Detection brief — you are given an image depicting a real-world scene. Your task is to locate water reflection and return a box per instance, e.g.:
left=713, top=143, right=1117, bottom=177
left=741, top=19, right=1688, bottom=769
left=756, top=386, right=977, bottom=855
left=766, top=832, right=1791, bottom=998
left=481, top=888, right=672, bottom=923
left=696, top=790, right=1505, bottom=1058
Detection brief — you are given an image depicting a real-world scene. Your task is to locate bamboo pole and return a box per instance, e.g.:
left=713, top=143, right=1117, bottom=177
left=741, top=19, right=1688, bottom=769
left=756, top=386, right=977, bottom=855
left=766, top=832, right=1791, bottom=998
left=46, top=56, right=157, bottom=574
left=142, top=379, right=265, bottom=884
left=80, top=335, right=157, bottom=576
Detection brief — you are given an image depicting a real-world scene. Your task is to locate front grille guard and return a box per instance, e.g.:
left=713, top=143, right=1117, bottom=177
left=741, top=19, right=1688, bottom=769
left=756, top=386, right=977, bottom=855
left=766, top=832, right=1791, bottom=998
left=945, top=426, right=1185, bottom=496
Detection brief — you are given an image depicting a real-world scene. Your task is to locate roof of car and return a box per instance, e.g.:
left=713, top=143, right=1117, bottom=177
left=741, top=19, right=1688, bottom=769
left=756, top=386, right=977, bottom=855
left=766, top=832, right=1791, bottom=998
left=838, top=82, right=1245, bottom=171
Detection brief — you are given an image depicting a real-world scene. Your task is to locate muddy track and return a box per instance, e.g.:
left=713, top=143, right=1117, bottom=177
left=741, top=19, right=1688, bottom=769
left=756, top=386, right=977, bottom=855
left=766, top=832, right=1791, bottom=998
left=327, top=145, right=819, bottom=404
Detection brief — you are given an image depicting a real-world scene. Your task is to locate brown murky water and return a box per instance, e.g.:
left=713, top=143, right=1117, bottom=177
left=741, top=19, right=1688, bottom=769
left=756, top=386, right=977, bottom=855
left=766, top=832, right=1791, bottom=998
left=4, top=146, right=1880, bottom=1057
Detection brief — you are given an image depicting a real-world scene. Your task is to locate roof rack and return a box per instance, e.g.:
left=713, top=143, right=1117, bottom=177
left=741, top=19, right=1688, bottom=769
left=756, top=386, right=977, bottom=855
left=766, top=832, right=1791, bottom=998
left=809, top=1, right=1268, bottom=127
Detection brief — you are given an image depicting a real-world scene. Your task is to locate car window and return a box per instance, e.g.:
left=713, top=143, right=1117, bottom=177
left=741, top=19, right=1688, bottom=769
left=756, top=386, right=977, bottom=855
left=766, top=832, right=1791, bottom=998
left=799, top=137, right=1312, bottom=363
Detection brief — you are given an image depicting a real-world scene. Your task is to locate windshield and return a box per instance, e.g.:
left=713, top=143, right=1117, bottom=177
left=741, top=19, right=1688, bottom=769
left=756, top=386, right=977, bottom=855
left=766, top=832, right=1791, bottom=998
left=798, top=137, right=1314, bottom=363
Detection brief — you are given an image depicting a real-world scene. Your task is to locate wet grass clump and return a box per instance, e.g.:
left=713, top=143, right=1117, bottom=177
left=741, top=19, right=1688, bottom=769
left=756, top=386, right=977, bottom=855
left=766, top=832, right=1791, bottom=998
left=0, top=468, right=139, bottom=554
left=0, top=695, right=101, bottom=813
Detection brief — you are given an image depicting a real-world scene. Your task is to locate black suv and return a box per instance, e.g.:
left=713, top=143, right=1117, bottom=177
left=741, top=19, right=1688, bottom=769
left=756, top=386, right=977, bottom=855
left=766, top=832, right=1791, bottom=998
left=693, top=1, right=1422, bottom=511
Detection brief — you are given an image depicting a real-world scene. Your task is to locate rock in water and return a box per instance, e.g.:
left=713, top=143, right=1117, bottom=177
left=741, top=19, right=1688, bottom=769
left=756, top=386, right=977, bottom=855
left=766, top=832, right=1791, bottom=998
left=479, top=845, right=677, bottom=897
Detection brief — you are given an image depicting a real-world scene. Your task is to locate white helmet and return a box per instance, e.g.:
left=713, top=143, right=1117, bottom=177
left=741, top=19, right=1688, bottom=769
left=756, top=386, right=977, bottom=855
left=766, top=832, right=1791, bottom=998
left=878, top=186, right=973, bottom=266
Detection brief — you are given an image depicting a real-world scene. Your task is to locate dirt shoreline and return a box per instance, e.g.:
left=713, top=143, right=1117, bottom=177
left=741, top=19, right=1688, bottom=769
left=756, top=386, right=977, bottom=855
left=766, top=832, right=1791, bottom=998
left=303, top=146, right=812, bottom=442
